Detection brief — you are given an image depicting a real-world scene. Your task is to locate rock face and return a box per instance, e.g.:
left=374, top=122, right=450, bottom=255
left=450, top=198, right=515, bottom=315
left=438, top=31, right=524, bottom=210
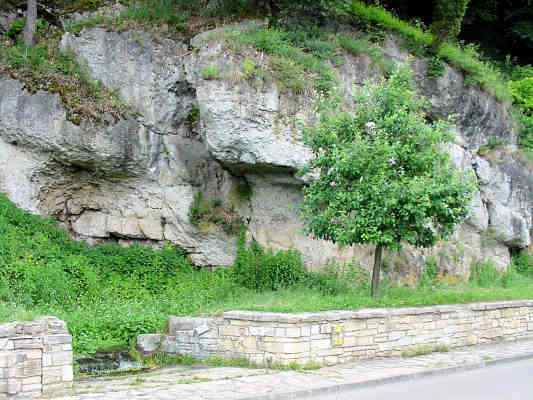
left=0, top=24, right=531, bottom=276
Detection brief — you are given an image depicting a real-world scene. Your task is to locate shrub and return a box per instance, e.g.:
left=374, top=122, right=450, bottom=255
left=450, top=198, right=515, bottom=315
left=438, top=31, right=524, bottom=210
left=512, top=252, right=533, bottom=276
left=201, top=64, right=220, bottom=80
left=5, top=18, right=25, bottom=39
left=226, top=27, right=337, bottom=95
left=419, top=257, right=439, bottom=287
left=241, top=58, right=257, bottom=79
left=349, top=1, right=511, bottom=102
left=233, top=232, right=306, bottom=291
left=469, top=261, right=502, bottom=287
left=189, top=192, right=243, bottom=235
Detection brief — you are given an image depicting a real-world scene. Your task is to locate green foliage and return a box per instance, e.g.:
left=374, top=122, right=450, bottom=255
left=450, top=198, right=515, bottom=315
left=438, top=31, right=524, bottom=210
left=301, top=66, right=474, bottom=251
left=337, top=35, right=391, bottom=73
left=0, top=194, right=235, bottom=354
left=189, top=192, right=243, bottom=235
left=1, top=195, right=532, bottom=357
left=241, top=58, right=257, bottom=79
left=438, top=43, right=510, bottom=102
left=350, top=1, right=433, bottom=48
left=401, top=344, right=449, bottom=358
left=510, top=77, right=533, bottom=110
left=431, top=0, right=471, bottom=44
left=233, top=231, right=306, bottom=291
left=65, top=0, right=193, bottom=35
left=349, top=1, right=511, bottom=102
left=204, top=0, right=343, bottom=20
left=419, top=257, right=439, bottom=287
left=304, top=262, right=369, bottom=295
left=469, top=261, right=504, bottom=287
left=225, top=27, right=337, bottom=95
left=186, top=104, right=200, bottom=127
left=427, top=55, right=445, bottom=79
left=512, top=252, right=533, bottom=276
left=4, top=18, right=25, bottom=39
left=201, top=64, right=221, bottom=80
left=0, top=25, right=130, bottom=124
left=509, top=66, right=533, bottom=152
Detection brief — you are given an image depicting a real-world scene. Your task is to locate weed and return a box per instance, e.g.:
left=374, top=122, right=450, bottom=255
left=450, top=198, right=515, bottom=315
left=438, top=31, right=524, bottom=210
left=470, top=261, right=503, bottom=287
left=0, top=25, right=131, bottom=124
left=201, top=64, right=221, bottom=80
left=240, top=58, right=256, bottom=80
left=419, top=257, right=439, bottom=287
left=4, top=18, right=25, bottom=39
left=478, top=137, right=506, bottom=155
left=225, top=27, right=337, bottom=96
left=189, top=192, right=243, bottom=235
left=401, top=344, right=449, bottom=358
left=337, top=35, right=387, bottom=71
left=187, top=104, right=200, bottom=127
left=233, top=231, right=306, bottom=291
left=349, top=1, right=511, bottom=102
left=427, top=55, right=445, bottom=79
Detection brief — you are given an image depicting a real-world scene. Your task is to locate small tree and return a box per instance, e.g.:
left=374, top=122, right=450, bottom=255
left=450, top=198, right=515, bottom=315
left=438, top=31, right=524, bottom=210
left=301, top=66, right=474, bottom=297
left=24, top=0, right=37, bottom=47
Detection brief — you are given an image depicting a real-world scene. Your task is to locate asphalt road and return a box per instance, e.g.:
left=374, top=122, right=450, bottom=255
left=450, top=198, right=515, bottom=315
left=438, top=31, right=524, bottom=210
left=318, top=358, right=533, bottom=400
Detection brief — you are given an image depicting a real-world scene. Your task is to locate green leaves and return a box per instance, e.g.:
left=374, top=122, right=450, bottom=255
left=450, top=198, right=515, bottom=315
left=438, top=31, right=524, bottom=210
left=302, top=66, right=474, bottom=251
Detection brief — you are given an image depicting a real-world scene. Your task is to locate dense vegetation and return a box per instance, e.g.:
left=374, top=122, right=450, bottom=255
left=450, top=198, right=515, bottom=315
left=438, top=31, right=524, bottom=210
left=1, top=195, right=532, bottom=357
left=0, top=0, right=532, bottom=361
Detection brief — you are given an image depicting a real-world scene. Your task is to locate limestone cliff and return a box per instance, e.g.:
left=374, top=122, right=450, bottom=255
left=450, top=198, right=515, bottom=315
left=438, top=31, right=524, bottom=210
left=0, top=21, right=531, bottom=277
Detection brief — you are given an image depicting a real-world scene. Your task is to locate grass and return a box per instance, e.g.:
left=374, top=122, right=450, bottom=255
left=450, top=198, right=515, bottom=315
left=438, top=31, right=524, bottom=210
left=64, top=0, right=203, bottom=37
left=138, top=352, right=320, bottom=371
left=61, top=0, right=512, bottom=105
left=349, top=1, right=512, bottom=102
left=0, top=21, right=131, bottom=124
left=0, top=194, right=532, bottom=358
left=222, top=27, right=338, bottom=95
left=201, top=64, right=221, bottom=80
left=401, top=344, right=449, bottom=358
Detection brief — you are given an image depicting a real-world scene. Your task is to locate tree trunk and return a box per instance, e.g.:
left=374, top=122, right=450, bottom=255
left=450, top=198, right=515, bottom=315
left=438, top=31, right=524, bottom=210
left=371, top=244, right=384, bottom=298
left=24, top=0, right=37, bottom=47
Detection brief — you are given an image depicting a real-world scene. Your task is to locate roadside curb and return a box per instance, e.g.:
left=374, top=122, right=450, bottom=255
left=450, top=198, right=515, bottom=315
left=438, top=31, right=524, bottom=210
left=245, top=350, right=533, bottom=400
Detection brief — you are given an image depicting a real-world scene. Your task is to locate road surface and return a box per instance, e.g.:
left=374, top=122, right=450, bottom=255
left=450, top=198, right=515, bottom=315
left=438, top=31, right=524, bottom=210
left=318, top=358, right=533, bottom=400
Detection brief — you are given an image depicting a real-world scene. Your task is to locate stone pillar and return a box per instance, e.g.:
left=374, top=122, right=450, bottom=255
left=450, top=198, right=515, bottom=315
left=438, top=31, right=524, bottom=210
left=0, top=317, right=73, bottom=399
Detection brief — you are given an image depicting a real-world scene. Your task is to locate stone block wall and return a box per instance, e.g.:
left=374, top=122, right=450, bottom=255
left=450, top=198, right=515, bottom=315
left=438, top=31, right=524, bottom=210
left=0, top=317, right=73, bottom=399
left=138, top=300, right=533, bottom=367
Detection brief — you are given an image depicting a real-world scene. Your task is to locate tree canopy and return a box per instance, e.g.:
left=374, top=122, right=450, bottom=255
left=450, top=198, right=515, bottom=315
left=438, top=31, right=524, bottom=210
left=301, top=67, right=475, bottom=296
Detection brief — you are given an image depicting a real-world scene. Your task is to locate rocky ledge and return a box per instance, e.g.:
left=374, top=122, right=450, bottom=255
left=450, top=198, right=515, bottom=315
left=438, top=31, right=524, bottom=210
left=0, top=23, right=531, bottom=275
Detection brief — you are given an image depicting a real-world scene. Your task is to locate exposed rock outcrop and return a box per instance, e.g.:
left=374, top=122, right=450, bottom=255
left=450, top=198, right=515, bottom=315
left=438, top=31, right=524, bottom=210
left=0, top=23, right=531, bottom=276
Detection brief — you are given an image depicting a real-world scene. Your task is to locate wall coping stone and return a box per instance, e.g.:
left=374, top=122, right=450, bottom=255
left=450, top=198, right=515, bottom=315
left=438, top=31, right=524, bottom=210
left=222, top=300, right=533, bottom=322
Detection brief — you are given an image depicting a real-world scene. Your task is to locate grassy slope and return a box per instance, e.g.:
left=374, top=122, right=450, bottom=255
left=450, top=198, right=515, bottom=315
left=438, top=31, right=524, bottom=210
left=1, top=195, right=532, bottom=356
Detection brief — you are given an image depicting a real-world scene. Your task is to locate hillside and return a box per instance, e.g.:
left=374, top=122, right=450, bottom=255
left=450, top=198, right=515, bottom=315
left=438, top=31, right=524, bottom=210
left=0, top=0, right=532, bottom=355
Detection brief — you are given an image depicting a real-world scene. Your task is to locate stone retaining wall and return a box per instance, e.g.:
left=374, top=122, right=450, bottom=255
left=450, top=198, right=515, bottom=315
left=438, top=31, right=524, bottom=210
left=0, top=317, right=73, bottom=399
left=138, top=300, right=533, bottom=367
